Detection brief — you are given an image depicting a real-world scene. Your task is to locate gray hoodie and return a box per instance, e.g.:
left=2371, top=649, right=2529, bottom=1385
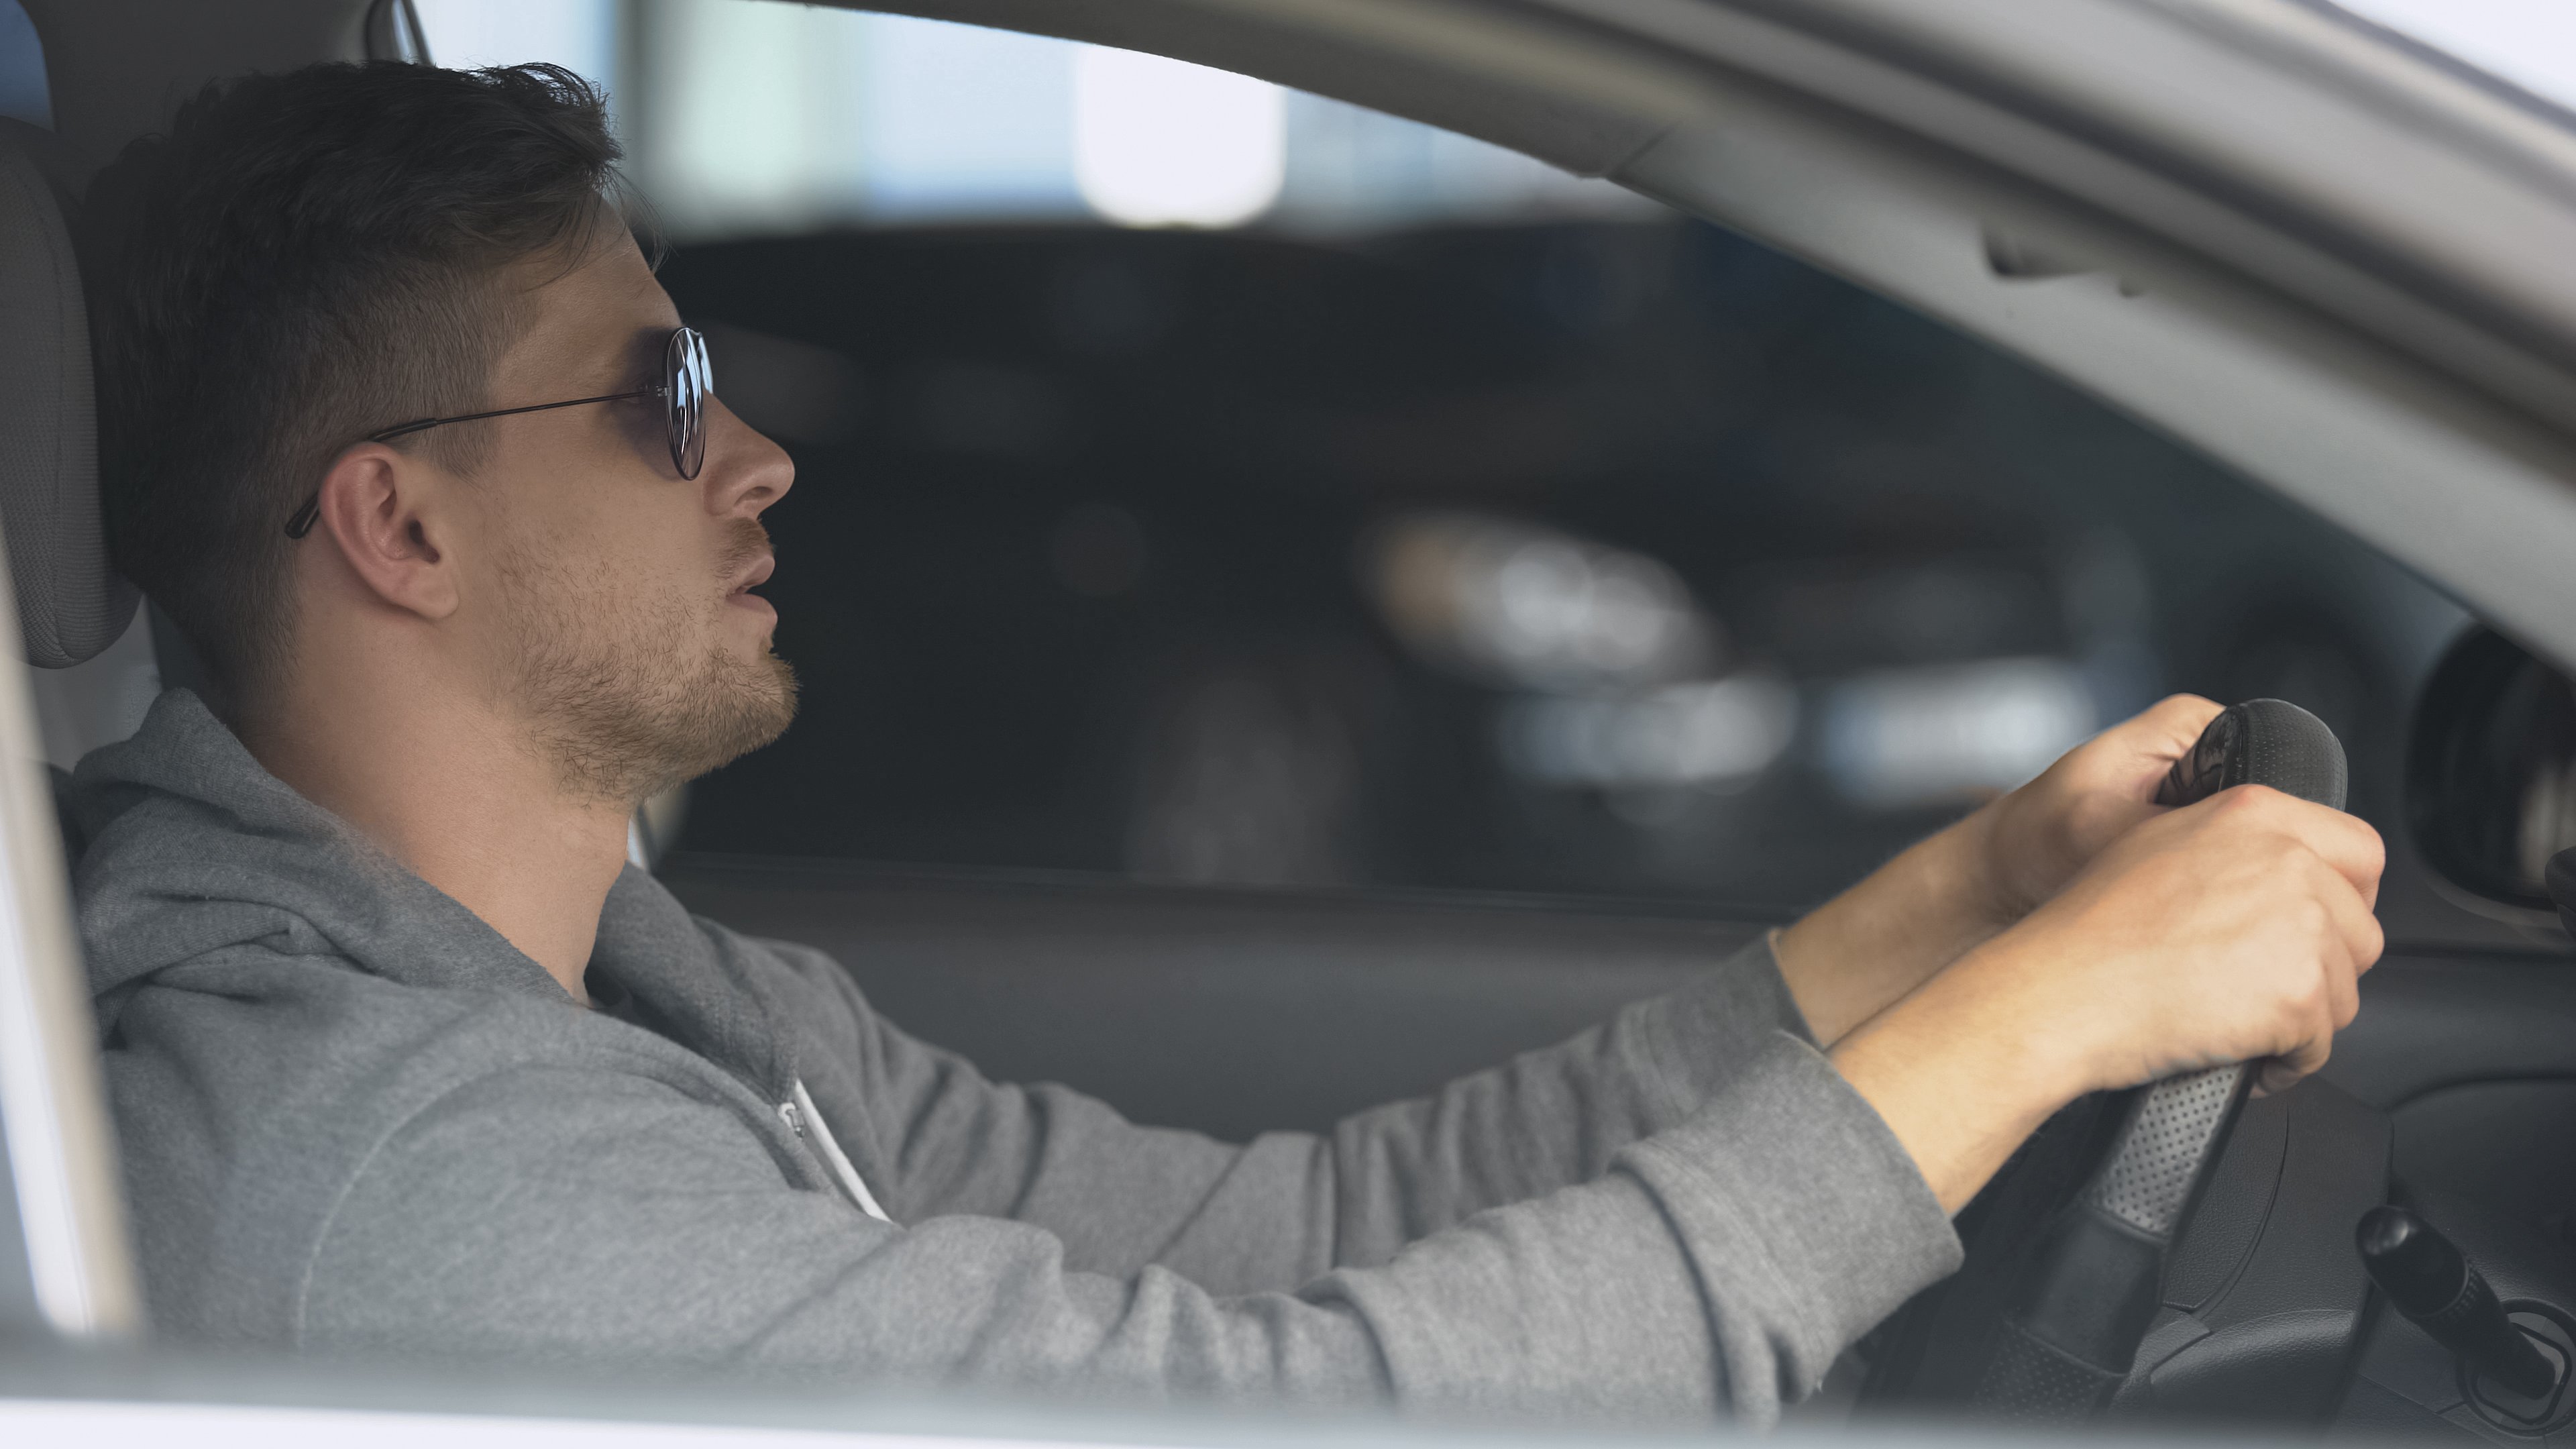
left=70, top=690, right=1960, bottom=1423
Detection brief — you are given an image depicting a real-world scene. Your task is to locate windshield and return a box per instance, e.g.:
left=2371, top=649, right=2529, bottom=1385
left=2328, top=0, right=2576, bottom=121
left=409, top=0, right=1644, bottom=239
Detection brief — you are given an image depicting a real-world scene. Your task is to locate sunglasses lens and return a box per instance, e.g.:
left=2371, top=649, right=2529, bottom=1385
left=668, top=327, right=710, bottom=479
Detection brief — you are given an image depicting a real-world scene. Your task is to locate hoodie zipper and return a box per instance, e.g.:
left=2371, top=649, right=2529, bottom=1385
left=777, top=1081, right=892, bottom=1224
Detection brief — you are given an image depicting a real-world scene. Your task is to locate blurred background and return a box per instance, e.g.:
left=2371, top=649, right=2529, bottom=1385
left=17, top=0, right=2576, bottom=932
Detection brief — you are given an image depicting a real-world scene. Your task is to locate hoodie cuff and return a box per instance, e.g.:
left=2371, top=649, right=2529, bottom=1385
left=1622, top=932, right=1815, bottom=1122
left=1618, top=1029, right=1962, bottom=1401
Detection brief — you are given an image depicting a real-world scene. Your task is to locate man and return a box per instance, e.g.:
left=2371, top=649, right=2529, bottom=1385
left=68, top=62, right=2381, bottom=1421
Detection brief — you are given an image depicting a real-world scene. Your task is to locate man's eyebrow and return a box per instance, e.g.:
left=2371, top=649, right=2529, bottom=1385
left=602, top=323, right=667, bottom=386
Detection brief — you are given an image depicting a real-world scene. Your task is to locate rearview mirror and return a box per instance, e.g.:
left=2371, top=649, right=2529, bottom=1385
left=2408, top=628, right=2576, bottom=914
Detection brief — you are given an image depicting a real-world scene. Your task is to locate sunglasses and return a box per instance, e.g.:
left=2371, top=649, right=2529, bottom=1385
left=285, top=325, right=713, bottom=539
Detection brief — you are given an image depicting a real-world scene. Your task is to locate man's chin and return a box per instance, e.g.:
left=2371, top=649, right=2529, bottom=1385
left=562, top=650, right=800, bottom=806
left=691, top=650, right=800, bottom=776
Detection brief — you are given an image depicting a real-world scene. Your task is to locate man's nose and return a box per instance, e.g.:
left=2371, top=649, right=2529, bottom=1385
left=703, top=395, right=794, bottom=519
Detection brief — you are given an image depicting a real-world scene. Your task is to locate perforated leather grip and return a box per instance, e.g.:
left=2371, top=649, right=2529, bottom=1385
left=1974, top=698, right=2345, bottom=1421
left=2089, top=1064, right=2251, bottom=1238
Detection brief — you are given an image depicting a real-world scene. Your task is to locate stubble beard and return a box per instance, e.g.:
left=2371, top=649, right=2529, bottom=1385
left=494, top=522, right=799, bottom=808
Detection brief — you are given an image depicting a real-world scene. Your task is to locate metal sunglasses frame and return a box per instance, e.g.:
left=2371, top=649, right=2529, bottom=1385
left=284, top=325, right=711, bottom=539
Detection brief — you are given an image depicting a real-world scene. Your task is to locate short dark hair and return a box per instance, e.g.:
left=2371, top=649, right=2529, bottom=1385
left=81, top=61, right=623, bottom=714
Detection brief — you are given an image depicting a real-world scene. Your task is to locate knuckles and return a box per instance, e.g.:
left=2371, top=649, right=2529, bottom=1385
left=2212, top=783, right=2286, bottom=820
left=2290, top=896, right=2333, bottom=943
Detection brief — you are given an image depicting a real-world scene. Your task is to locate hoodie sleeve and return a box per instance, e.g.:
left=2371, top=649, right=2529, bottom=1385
left=762, top=933, right=1948, bottom=1304
left=298, top=1029, right=1958, bottom=1424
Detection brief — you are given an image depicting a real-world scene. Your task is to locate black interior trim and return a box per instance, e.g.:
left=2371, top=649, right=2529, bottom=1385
left=657, top=853, right=1780, bottom=1140
left=2328, top=953, right=2576, bottom=1110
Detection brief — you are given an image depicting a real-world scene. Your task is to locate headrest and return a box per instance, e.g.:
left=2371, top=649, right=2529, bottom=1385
left=0, top=118, right=138, bottom=667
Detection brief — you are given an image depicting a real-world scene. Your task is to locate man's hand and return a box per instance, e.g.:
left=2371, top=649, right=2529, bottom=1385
left=1970, top=782, right=2384, bottom=1096
left=1774, top=695, right=2224, bottom=1047
left=1964, top=694, right=2226, bottom=924
left=1831, top=782, right=2384, bottom=1212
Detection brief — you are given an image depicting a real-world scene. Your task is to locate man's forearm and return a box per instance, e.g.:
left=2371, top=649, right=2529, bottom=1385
left=1826, top=940, right=2082, bottom=1214
left=1772, top=808, right=2014, bottom=1047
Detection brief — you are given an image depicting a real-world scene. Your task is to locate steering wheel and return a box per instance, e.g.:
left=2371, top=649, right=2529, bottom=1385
left=1856, top=699, right=2349, bottom=1423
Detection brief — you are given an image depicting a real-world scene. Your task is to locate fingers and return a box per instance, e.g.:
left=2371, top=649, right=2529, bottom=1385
left=2261, top=969, right=2345, bottom=1095
left=2256, top=1054, right=2314, bottom=1098
left=2300, top=802, right=2385, bottom=907
left=2216, top=785, right=2387, bottom=905
left=2257, top=857, right=2374, bottom=1098
left=2320, top=923, right=2365, bottom=1028
left=2317, top=857, right=2386, bottom=982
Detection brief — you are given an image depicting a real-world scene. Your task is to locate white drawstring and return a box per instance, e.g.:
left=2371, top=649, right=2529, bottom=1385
left=787, top=1078, right=892, bottom=1223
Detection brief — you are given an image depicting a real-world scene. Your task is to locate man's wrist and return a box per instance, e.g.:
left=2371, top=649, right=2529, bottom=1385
left=1931, top=929, right=2106, bottom=1104
left=1829, top=934, right=2100, bottom=1213
left=1898, top=807, right=2022, bottom=963
left=1773, top=805, right=2030, bottom=1049
left=1944, top=798, right=2031, bottom=930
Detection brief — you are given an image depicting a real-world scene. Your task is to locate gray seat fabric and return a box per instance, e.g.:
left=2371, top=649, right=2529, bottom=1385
left=0, top=117, right=137, bottom=668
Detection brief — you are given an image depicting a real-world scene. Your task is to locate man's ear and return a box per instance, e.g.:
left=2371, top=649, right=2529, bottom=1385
left=308, top=443, right=460, bottom=622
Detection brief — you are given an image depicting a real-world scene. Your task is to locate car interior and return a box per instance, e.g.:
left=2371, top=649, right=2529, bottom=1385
left=11, top=0, right=2576, bottom=1440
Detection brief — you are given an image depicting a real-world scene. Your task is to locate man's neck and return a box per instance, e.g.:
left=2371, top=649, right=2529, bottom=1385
left=240, top=676, right=633, bottom=1004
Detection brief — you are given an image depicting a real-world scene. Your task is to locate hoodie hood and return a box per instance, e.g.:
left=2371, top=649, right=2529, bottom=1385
left=67, top=689, right=796, bottom=1091
left=70, top=691, right=549, bottom=1024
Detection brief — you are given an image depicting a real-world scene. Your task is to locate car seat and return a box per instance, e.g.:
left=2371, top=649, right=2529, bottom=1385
left=0, top=115, right=162, bottom=781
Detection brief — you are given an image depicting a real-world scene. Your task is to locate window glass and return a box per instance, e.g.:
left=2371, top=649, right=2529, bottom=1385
left=2330, top=0, right=2576, bottom=121
left=413, top=0, right=1646, bottom=237
left=415, top=0, right=2466, bottom=916
left=413, top=0, right=619, bottom=101
left=0, top=0, right=48, bottom=129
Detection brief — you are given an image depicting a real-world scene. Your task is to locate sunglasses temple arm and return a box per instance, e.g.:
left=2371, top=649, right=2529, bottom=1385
left=289, top=347, right=694, bottom=537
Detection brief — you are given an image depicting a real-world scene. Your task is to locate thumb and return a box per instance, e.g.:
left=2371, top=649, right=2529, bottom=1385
left=2131, top=692, right=2224, bottom=759
left=2071, top=691, right=2236, bottom=814
left=2047, top=699, right=2223, bottom=877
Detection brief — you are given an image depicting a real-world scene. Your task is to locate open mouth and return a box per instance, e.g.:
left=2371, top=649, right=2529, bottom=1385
left=726, top=553, right=777, bottom=616
left=727, top=553, right=775, bottom=596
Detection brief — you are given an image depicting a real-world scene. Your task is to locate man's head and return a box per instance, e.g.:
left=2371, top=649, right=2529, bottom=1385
left=85, top=62, right=796, bottom=804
